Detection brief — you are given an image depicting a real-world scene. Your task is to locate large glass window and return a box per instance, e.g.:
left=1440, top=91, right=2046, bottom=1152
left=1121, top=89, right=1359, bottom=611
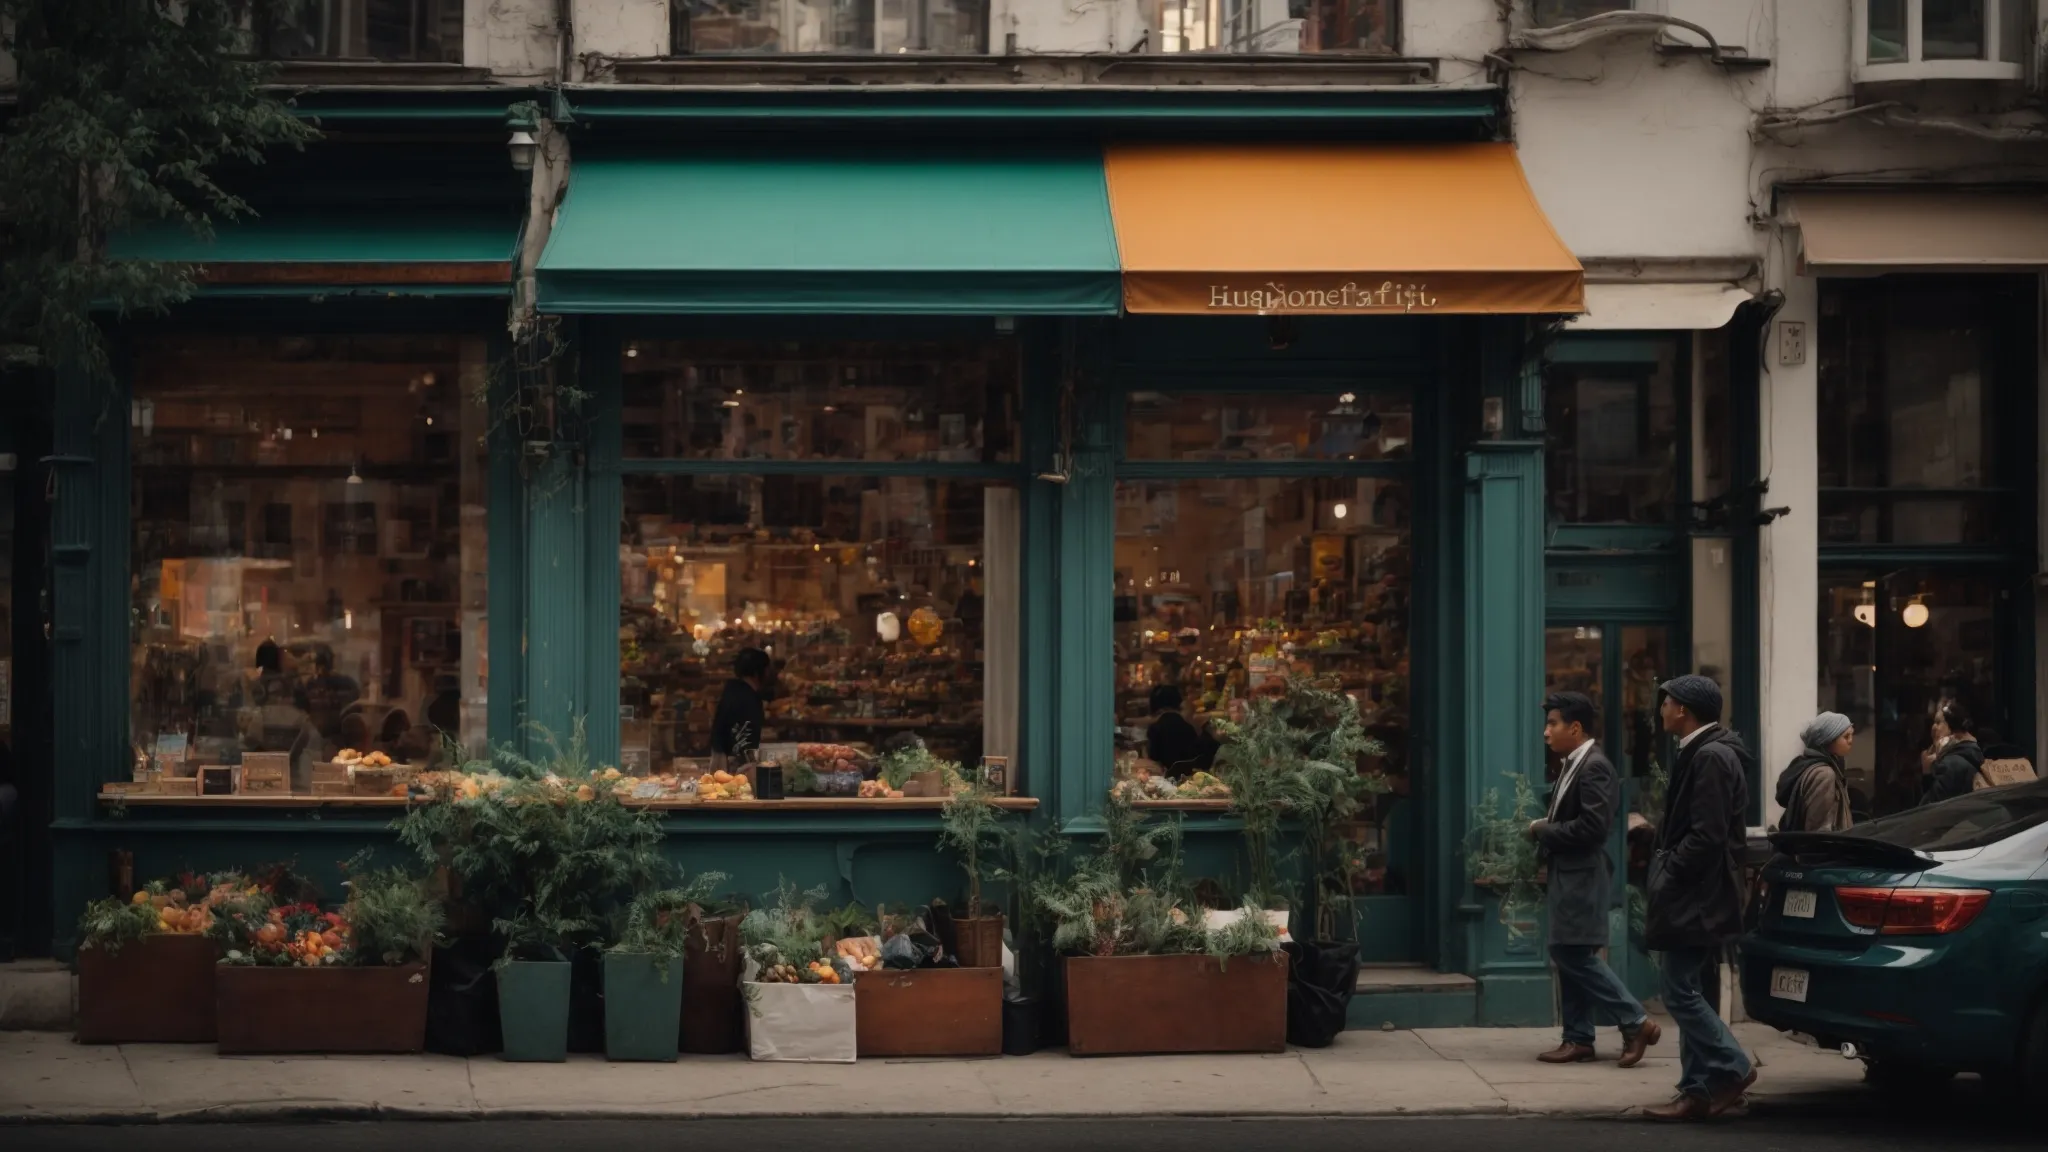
left=1816, top=279, right=2025, bottom=545
left=1124, top=388, right=1412, bottom=463
left=671, top=0, right=988, bottom=54
left=619, top=340, right=1019, bottom=791
left=258, top=0, right=464, bottom=63
left=1817, top=569, right=2003, bottom=820
left=1544, top=338, right=1681, bottom=525
left=1157, top=0, right=1400, bottom=53
left=130, top=335, right=491, bottom=789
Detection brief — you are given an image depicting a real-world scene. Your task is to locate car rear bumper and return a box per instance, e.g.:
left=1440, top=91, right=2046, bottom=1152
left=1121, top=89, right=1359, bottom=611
left=1739, top=936, right=2016, bottom=1069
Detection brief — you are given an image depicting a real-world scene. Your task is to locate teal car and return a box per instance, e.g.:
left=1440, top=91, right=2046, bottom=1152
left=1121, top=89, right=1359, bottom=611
left=1740, top=778, right=2048, bottom=1097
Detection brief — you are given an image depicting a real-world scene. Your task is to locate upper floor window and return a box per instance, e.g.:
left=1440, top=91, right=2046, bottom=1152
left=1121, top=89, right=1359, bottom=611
left=1531, top=0, right=1631, bottom=26
left=1157, top=0, right=1400, bottom=53
left=255, top=0, right=463, bottom=63
left=1543, top=337, right=1682, bottom=527
left=671, top=0, right=989, bottom=54
left=1856, top=0, right=2029, bottom=82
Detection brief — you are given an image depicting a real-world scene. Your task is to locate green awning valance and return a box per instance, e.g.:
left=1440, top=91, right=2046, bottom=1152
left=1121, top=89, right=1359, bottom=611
left=535, top=151, right=1121, bottom=315
left=110, top=211, right=520, bottom=296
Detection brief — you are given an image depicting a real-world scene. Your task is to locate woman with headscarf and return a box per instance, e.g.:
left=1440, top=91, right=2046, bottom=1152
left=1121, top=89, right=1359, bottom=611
left=1775, top=712, right=1854, bottom=834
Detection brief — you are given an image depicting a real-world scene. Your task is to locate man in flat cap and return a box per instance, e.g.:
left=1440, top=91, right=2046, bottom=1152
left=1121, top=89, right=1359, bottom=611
left=1642, top=674, right=1756, bottom=1121
left=1528, top=691, right=1659, bottom=1068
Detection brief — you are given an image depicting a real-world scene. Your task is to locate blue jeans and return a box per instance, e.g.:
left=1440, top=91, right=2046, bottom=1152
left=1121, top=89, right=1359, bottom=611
left=1658, top=945, right=1752, bottom=1099
left=1550, top=944, right=1648, bottom=1045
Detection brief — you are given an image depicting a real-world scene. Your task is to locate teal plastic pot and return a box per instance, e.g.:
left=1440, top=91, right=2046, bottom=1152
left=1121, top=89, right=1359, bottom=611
left=604, top=952, right=685, bottom=1062
left=497, top=958, right=572, bottom=1062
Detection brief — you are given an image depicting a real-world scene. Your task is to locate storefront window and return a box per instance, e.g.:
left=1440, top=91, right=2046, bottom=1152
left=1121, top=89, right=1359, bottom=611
left=1817, top=569, right=2002, bottom=819
left=1544, top=338, right=1681, bottom=525
left=130, top=336, right=491, bottom=788
left=621, top=341, right=1017, bottom=464
left=1817, top=279, right=2021, bottom=546
left=618, top=340, right=1020, bottom=788
left=1124, top=389, right=1412, bottom=462
left=1111, top=476, right=1411, bottom=776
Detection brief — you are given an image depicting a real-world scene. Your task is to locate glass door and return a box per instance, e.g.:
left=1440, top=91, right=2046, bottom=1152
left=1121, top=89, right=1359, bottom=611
left=1543, top=623, right=1671, bottom=782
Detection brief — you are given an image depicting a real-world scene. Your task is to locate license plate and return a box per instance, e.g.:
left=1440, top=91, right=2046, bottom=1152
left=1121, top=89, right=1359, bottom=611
left=1782, top=888, right=1817, bottom=919
left=1770, top=967, right=1810, bottom=1002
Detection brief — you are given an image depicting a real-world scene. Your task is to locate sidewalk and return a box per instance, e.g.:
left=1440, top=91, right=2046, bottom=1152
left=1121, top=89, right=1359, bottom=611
left=0, top=1019, right=1871, bottom=1124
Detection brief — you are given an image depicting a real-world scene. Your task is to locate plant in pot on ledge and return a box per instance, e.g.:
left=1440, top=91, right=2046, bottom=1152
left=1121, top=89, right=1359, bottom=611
left=1031, top=792, right=1287, bottom=1056
left=936, top=781, right=1012, bottom=968
left=603, top=872, right=728, bottom=1063
left=396, top=730, right=667, bottom=1062
left=207, top=861, right=445, bottom=1054
left=74, top=871, right=247, bottom=1044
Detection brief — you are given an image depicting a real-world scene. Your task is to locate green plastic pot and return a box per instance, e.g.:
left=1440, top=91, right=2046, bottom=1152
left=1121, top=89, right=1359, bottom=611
left=604, top=951, right=685, bottom=1062
left=497, top=958, right=572, bottom=1062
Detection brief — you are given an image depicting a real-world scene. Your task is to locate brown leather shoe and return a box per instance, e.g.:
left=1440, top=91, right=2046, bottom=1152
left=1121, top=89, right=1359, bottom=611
left=1618, top=1020, right=1663, bottom=1068
left=1643, top=1093, right=1712, bottom=1122
left=1708, top=1066, right=1759, bottom=1116
left=1537, top=1042, right=1596, bottom=1064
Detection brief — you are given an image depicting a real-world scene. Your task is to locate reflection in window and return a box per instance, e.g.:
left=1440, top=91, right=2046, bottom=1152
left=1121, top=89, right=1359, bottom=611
left=1922, top=0, right=1985, bottom=59
left=619, top=474, right=1016, bottom=776
left=1124, top=389, right=1411, bottom=462
left=671, top=0, right=987, bottom=53
left=1867, top=0, right=1908, bottom=60
left=1157, top=0, right=1399, bottom=53
left=1544, top=340, right=1680, bottom=525
left=1816, top=569, right=2001, bottom=820
left=621, top=341, right=1016, bottom=464
left=1111, top=476, right=1411, bottom=782
left=1817, top=279, right=2021, bottom=545
left=1531, top=0, right=1632, bottom=27
left=257, top=0, right=464, bottom=63
left=130, top=336, right=490, bottom=789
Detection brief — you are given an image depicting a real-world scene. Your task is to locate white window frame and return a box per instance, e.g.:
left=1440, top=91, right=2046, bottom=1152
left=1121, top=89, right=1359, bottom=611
left=1853, top=0, right=2027, bottom=84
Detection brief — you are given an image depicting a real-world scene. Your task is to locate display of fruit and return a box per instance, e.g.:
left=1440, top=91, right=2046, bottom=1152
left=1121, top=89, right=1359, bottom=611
left=359, top=751, right=395, bottom=768
left=1178, top=771, right=1231, bottom=800
left=834, top=935, right=881, bottom=971
left=334, top=748, right=364, bottom=765
left=696, top=770, right=755, bottom=802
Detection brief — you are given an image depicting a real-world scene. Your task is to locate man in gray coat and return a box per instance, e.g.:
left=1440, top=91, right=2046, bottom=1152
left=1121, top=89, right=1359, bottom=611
left=1528, top=692, right=1659, bottom=1067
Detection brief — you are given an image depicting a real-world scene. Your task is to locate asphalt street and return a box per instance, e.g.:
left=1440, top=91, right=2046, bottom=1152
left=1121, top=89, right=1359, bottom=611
left=5, top=1115, right=2042, bottom=1152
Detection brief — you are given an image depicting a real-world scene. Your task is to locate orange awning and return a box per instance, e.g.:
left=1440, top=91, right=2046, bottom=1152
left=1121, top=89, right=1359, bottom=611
left=1104, top=143, right=1583, bottom=316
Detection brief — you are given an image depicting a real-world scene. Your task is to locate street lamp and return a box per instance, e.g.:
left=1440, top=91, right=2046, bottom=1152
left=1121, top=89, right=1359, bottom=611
left=506, top=104, right=539, bottom=173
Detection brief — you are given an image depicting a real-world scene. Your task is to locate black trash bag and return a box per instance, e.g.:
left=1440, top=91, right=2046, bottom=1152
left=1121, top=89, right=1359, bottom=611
left=1283, top=940, right=1360, bottom=1049
left=425, top=937, right=502, bottom=1057
left=881, top=904, right=951, bottom=969
left=568, top=947, right=606, bottom=1054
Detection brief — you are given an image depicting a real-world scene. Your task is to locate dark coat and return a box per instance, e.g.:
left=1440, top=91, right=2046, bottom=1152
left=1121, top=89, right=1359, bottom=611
left=1147, top=712, right=1217, bottom=778
left=1537, top=743, right=1621, bottom=947
left=1645, top=725, right=1753, bottom=952
left=1922, top=739, right=1984, bottom=806
left=710, top=678, right=765, bottom=758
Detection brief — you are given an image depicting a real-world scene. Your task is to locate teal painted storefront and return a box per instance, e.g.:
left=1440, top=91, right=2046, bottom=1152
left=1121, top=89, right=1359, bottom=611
left=38, top=86, right=1585, bottom=1027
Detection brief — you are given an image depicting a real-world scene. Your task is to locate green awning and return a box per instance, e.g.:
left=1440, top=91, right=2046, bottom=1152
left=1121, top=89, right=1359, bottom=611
left=110, top=210, right=520, bottom=296
left=536, top=151, right=1121, bottom=315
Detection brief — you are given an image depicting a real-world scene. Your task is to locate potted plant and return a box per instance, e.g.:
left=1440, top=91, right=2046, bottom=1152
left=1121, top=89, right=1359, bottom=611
left=1033, top=793, right=1288, bottom=1056
left=603, top=874, right=726, bottom=1063
left=73, top=872, right=242, bottom=1044
left=209, top=862, right=444, bottom=1054
left=396, top=728, right=668, bottom=1062
left=1466, top=771, right=1546, bottom=938
left=937, top=782, right=1011, bottom=968
left=739, top=879, right=858, bottom=1063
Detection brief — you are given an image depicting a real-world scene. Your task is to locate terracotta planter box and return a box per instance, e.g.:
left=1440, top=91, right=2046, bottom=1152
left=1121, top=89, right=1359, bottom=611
left=854, top=966, right=1003, bottom=1057
left=76, top=934, right=219, bottom=1044
left=1063, top=952, right=1288, bottom=1056
left=215, top=962, right=430, bottom=1054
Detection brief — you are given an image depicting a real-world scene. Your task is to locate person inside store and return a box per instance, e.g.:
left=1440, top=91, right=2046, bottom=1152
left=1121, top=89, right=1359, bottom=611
left=249, top=639, right=292, bottom=706
left=1775, top=712, right=1854, bottom=833
left=1527, top=691, right=1659, bottom=1068
left=1146, top=685, right=1217, bottom=779
left=301, top=648, right=360, bottom=748
left=1920, top=703, right=1983, bottom=806
left=711, top=647, right=771, bottom=770
left=1641, top=674, right=1756, bottom=1121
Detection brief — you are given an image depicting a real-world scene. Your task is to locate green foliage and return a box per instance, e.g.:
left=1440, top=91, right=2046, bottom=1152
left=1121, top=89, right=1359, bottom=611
left=1204, top=902, right=1285, bottom=969
left=877, top=740, right=963, bottom=792
left=610, top=872, right=729, bottom=980
left=341, top=865, right=446, bottom=967
left=1213, top=677, right=1388, bottom=916
left=818, top=901, right=876, bottom=943
left=938, top=784, right=1012, bottom=914
left=739, top=878, right=833, bottom=970
left=76, top=889, right=164, bottom=954
left=0, top=1, right=315, bottom=384
left=1465, top=772, right=1545, bottom=937
left=395, top=726, right=669, bottom=963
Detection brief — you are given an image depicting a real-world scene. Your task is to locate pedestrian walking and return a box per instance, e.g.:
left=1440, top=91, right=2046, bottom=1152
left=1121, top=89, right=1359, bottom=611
left=1642, top=674, right=1756, bottom=1121
left=1528, top=692, right=1660, bottom=1067
left=1776, top=712, right=1855, bottom=833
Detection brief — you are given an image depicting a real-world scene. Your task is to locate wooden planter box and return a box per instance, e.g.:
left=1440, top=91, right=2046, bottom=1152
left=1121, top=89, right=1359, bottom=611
left=1063, top=952, right=1288, bottom=1056
left=681, top=913, right=744, bottom=1054
left=215, top=962, right=430, bottom=1054
left=76, top=934, right=219, bottom=1044
left=854, top=966, right=1003, bottom=1057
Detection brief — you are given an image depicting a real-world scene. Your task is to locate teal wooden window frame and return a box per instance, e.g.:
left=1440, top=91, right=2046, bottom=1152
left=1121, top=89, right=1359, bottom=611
left=588, top=317, right=1044, bottom=796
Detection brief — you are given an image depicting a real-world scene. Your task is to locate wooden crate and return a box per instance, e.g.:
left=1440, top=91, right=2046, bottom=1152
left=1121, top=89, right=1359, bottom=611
left=240, top=776, right=291, bottom=794
left=1063, top=952, right=1287, bottom=1056
left=854, top=966, right=1003, bottom=1057
left=198, top=765, right=237, bottom=795
left=240, top=752, right=290, bottom=780
left=215, top=963, right=430, bottom=1054
left=76, top=934, right=219, bottom=1044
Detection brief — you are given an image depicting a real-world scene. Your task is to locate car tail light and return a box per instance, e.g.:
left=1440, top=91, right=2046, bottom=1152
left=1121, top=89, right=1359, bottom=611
left=1834, top=886, right=1992, bottom=935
